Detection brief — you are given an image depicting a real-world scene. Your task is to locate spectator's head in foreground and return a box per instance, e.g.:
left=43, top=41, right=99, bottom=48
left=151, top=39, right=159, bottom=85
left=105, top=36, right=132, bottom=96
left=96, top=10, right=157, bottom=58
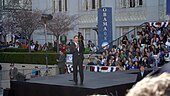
left=126, top=72, right=170, bottom=96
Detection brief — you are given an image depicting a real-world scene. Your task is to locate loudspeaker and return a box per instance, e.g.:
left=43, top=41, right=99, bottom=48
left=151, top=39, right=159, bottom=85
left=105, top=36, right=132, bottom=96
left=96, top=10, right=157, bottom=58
left=16, top=72, right=26, bottom=81
left=3, top=88, right=13, bottom=96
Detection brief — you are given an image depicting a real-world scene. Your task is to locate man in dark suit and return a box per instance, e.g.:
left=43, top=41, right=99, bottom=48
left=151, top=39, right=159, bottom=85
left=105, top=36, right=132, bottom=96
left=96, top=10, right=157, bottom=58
left=9, top=63, right=18, bottom=80
left=70, top=35, right=84, bottom=85
left=57, top=51, right=66, bottom=74
left=136, top=65, right=148, bottom=82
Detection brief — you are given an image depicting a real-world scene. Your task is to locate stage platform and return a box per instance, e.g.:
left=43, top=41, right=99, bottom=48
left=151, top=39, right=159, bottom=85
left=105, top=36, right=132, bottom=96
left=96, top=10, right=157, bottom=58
left=10, top=71, right=138, bottom=96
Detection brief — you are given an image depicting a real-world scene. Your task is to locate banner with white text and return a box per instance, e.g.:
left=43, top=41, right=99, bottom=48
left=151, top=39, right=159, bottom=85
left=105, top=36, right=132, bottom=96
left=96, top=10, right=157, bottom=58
left=98, top=7, right=113, bottom=51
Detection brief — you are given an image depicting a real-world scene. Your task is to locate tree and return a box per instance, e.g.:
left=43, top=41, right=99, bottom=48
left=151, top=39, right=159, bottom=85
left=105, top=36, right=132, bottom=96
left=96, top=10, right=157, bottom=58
left=0, top=13, right=17, bottom=45
left=12, top=9, right=42, bottom=52
left=46, top=12, right=78, bottom=52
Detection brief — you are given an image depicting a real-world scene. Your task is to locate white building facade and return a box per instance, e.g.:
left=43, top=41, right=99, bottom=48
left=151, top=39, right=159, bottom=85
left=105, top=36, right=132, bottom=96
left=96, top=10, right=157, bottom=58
left=0, top=0, right=169, bottom=46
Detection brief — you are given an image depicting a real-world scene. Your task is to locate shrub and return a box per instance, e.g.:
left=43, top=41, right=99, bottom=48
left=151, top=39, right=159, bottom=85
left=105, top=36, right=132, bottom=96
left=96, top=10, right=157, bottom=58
left=3, top=48, right=29, bottom=52
left=84, top=48, right=91, bottom=54
left=0, top=49, right=4, bottom=52
left=0, top=52, right=59, bottom=65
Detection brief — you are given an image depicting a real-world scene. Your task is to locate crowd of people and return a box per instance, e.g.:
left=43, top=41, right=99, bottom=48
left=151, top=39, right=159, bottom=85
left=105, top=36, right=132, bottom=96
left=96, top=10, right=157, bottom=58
left=1, top=23, right=170, bottom=72
left=88, top=24, right=170, bottom=71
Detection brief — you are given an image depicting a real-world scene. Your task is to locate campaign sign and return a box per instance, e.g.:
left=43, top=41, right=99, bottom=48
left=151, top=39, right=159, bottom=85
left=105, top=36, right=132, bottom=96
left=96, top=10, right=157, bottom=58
left=98, top=7, right=113, bottom=50
left=66, top=54, right=73, bottom=63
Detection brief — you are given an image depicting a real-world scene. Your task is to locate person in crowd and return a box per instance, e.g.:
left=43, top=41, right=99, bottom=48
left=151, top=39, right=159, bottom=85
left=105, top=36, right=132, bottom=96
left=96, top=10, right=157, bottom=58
left=165, top=37, right=170, bottom=52
left=34, top=41, right=39, bottom=51
left=141, top=55, right=150, bottom=68
left=90, top=43, right=97, bottom=53
left=136, top=65, right=149, bottom=82
left=68, top=39, right=73, bottom=46
left=100, top=55, right=106, bottom=66
left=129, top=34, right=134, bottom=43
left=122, top=36, right=129, bottom=46
left=109, top=47, right=116, bottom=55
left=93, top=56, right=99, bottom=65
left=59, top=44, right=63, bottom=51
left=31, top=66, right=40, bottom=78
left=87, top=58, right=94, bottom=65
left=30, top=42, right=35, bottom=52
left=67, top=39, right=73, bottom=53
left=78, top=32, right=84, bottom=47
left=61, top=44, right=67, bottom=53
left=143, top=33, right=151, bottom=45
left=56, top=51, right=66, bottom=74
left=9, top=63, right=18, bottom=80
left=103, top=59, right=108, bottom=66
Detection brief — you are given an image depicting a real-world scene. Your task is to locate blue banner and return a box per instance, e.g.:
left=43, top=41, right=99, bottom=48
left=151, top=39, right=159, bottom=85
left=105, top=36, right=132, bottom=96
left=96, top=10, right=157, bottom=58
left=167, top=0, right=170, bottom=15
left=98, top=7, right=112, bottom=50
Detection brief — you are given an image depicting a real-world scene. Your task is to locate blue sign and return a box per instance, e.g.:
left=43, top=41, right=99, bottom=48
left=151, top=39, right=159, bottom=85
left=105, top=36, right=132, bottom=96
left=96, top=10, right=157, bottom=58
left=98, top=7, right=112, bottom=50
left=167, top=0, right=170, bottom=15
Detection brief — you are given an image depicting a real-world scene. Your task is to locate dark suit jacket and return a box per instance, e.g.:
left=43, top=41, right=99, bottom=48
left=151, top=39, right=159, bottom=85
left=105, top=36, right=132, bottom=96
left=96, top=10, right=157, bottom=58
left=136, top=71, right=148, bottom=82
left=9, top=67, right=18, bottom=80
left=58, top=54, right=66, bottom=68
left=70, top=42, right=84, bottom=64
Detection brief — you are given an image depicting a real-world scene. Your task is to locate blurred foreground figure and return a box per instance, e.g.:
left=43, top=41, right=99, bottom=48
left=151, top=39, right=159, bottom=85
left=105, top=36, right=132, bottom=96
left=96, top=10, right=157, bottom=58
left=127, top=72, right=170, bottom=96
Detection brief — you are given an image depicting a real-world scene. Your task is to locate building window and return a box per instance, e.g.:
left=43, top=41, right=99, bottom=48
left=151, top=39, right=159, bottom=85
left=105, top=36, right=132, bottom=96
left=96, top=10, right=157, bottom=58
left=92, top=0, right=95, bottom=9
left=120, top=0, right=142, bottom=8
left=11, top=0, right=20, bottom=5
left=99, top=0, right=102, bottom=8
left=59, top=0, right=62, bottom=11
left=121, top=0, right=126, bottom=8
left=138, top=0, right=143, bottom=6
left=129, top=0, right=135, bottom=7
left=65, top=0, right=67, bottom=11
left=53, top=0, right=56, bottom=13
left=85, top=0, right=88, bottom=10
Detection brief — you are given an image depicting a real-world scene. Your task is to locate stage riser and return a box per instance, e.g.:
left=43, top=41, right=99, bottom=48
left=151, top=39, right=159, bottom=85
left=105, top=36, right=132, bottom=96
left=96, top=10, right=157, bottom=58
left=10, top=81, right=134, bottom=96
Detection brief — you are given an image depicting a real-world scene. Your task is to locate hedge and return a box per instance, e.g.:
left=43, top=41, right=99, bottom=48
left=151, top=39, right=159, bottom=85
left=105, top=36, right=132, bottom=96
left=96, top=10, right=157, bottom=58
left=4, top=48, right=29, bottom=52
left=0, top=52, right=59, bottom=65
left=0, top=47, right=91, bottom=53
left=0, top=48, right=29, bottom=52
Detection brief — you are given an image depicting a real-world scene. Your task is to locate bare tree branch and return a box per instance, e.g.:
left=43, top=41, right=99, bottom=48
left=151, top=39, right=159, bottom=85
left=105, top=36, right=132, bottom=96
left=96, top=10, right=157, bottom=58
left=0, top=12, right=16, bottom=44
left=46, top=12, right=78, bottom=52
left=11, top=9, right=42, bottom=52
left=12, top=9, right=42, bottom=38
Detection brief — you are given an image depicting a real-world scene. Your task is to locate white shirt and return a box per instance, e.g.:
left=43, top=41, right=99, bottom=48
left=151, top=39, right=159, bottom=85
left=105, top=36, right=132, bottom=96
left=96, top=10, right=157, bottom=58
left=74, top=42, right=79, bottom=51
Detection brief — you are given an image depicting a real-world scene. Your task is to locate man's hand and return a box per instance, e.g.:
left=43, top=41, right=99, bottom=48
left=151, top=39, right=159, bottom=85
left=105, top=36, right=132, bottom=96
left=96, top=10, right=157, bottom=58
left=76, top=44, right=78, bottom=49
